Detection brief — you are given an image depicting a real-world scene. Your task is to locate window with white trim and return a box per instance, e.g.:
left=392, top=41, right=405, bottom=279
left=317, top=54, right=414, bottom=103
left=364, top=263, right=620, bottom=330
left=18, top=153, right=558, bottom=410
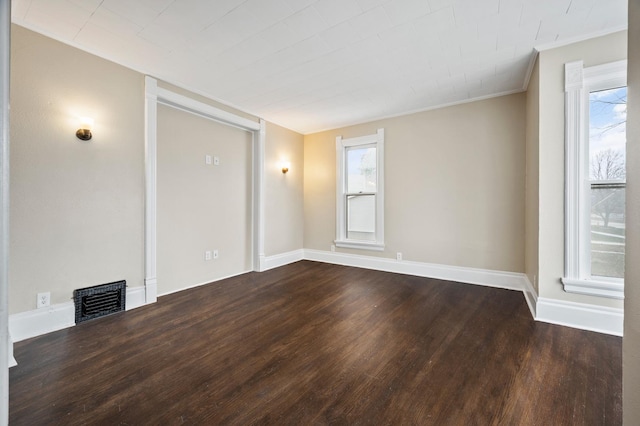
left=335, top=129, right=384, bottom=251
left=562, top=60, right=626, bottom=299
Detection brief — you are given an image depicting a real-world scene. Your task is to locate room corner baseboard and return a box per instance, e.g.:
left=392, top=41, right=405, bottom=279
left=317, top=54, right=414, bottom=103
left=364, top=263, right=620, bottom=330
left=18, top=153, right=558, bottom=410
left=262, top=249, right=305, bottom=271
left=303, top=249, right=527, bottom=292
left=522, top=276, right=538, bottom=319
left=536, top=297, right=623, bottom=336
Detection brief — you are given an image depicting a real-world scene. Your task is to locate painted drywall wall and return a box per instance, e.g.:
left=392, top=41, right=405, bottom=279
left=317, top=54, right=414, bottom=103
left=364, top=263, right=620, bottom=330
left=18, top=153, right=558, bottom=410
left=624, top=0, right=640, bottom=421
left=304, top=93, right=526, bottom=273
left=157, top=105, right=252, bottom=295
left=9, top=25, right=144, bottom=314
left=537, top=31, right=627, bottom=308
left=264, top=122, right=304, bottom=256
left=525, top=57, right=540, bottom=293
left=9, top=25, right=306, bottom=314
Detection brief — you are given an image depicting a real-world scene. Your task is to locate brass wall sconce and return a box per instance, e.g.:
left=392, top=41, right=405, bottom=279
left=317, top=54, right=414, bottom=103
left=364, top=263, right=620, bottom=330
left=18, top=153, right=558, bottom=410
left=76, top=117, right=94, bottom=141
left=281, top=161, right=290, bottom=174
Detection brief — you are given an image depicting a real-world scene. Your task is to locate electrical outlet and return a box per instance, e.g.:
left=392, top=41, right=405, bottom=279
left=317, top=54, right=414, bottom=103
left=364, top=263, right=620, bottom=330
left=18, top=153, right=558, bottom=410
left=330, top=244, right=336, bottom=252
left=205, top=154, right=212, bottom=165
left=213, top=249, right=219, bottom=259
left=213, top=156, right=220, bottom=166
left=396, top=252, right=402, bottom=261
left=37, top=292, right=50, bottom=309
left=205, top=250, right=212, bottom=261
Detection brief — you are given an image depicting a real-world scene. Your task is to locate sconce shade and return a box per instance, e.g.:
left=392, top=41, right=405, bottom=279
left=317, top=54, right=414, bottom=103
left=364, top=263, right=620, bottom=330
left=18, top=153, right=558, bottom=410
left=76, top=117, right=94, bottom=141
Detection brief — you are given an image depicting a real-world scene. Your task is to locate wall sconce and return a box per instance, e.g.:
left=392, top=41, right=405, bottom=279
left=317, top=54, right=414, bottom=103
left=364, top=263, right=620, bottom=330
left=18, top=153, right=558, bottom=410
left=281, top=161, right=290, bottom=174
left=76, top=117, right=94, bottom=141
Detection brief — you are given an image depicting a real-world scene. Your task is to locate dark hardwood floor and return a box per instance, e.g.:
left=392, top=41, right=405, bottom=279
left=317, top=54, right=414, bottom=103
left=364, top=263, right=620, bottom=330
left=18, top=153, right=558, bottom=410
left=9, top=261, right=622, bottom=425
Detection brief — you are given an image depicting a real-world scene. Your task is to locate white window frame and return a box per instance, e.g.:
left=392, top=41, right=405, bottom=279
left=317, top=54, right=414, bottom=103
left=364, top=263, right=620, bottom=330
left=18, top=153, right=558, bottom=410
left=562, top=60, right=627, bottom=299
left=335, top=128, right=385, bottom=251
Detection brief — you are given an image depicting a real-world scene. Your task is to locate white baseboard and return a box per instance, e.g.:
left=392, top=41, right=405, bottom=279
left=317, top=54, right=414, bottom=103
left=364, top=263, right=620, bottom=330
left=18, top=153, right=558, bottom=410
left=10, top=286, right=150, bottom=344
left=303, top=249, right=527, bottom=291
left=144, top=277, right=158, bottom=304
left=9, top=301, right=75, bottom=343
left=536, top=297, right=623, bottom=336
left=157, top=269, right=253, bottom=298
left=262, top=249, right=305, bottom=271
left=522, top=275, right=538, bottom=319
left=8, top=335, right=16, bottom=367
left=126, top=286, right=147, bottom=311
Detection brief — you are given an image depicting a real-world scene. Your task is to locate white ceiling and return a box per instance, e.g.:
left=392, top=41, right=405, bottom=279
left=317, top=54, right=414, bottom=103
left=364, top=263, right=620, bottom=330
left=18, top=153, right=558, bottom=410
left=12, top=0, right=628, bottom=134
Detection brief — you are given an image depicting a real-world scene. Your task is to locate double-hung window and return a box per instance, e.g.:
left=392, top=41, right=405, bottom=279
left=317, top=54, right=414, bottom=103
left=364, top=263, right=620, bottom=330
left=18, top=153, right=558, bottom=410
left=335, top=129, right=384, bottom=251
left=563, top=60, right=627, bottom=299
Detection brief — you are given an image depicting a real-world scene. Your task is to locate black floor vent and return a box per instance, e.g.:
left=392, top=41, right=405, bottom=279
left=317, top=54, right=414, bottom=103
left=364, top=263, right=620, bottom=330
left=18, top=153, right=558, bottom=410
left=74, top=280, right=126, bottom=324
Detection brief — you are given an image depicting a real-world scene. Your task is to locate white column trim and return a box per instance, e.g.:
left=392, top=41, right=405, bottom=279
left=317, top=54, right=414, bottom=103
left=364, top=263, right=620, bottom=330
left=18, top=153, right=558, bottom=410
left=254, top=119, right=266, bottom=271
left=0, top=0, right=10, bottom=422
left=144, top=76, right=158, bottom=304
left=564, top=60, right=587, bottom=281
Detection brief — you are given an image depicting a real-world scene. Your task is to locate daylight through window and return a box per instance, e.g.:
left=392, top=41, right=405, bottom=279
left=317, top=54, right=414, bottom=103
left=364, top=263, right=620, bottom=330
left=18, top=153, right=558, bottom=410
left=335, top=129, right=384, bottom=251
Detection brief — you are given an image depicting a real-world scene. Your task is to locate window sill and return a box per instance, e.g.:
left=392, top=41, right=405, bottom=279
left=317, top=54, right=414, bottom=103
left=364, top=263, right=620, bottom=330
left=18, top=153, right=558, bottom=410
left=561, top=277, right=624, bottom=299
left=334, top=240, right=385, bottom=252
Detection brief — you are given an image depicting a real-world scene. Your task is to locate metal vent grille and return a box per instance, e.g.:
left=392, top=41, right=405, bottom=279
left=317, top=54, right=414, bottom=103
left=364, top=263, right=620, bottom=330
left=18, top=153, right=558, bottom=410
left=74, top=280, right=126, bottom=324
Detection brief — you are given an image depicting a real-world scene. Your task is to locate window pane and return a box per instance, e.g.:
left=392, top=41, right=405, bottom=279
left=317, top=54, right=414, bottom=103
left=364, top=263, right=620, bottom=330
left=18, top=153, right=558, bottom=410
left=589, top=86, right=626, bottom=279
left=346, top=146, right=376, bottom=193
left=347, top=194, right=375, bottom=241
left=589, top=87, right=626, bottom=181
left=591, top=186, right=625, bottom=278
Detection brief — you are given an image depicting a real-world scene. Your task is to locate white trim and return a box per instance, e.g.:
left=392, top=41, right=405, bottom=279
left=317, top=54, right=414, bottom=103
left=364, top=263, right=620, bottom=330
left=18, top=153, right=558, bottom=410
left=334, top=241, right=385, bottom=251
left=303, top=249, right=527, bottom=291
left=562, top=61, right=627, bottom=299
left=335, top=129, right=385, bottom=250
left=9, top=302, right=75, bottom=343
left=254, top=120, right=266, bottom=271
left=1, top=1, right=10, bottom=422
left=536, top=297, right=623, bottom=336
left=7, top=337, right=15, bottom=368
left=8, top=286, right=151, bottom=345
left=262, top=249, right=305, bottom=271
left=144, top=76, right=159, bottom=304
left=145, top=77, right=266, bottom=297
left=126, top=286, right=147, bottom=311
left=560, top=277, right=624, bottom=299
left=522, top=275, right=538, bottom=319
left=156, top=87, right=260, bottom=132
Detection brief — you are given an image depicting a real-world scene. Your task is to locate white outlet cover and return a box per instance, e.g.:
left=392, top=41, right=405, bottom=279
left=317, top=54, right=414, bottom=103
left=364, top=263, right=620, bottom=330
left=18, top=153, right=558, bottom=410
left=205, top=250, right=212, bottom=261
left=205, top=154, right=212, bottom=165
left=213, top=156, right=220, bottom=165
left=213, top=250, right=219, bottom=259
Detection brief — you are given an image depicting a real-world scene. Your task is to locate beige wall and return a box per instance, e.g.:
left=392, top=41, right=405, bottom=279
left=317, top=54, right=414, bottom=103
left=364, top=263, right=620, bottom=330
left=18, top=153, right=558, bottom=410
left=9, top=25, right=144, bottom=314
left=264, top=122, right=304, bottom=256
left=157, top=105, right=252, bottom=295
left=525, top=58, right=540, bottom=292
left=537, top=31, right=627, bottom=308
left=9, top=25, right=305, bottom=314
left=304, top=93, right=526, bottom=273
left=624, top=0, right=640, bottom=422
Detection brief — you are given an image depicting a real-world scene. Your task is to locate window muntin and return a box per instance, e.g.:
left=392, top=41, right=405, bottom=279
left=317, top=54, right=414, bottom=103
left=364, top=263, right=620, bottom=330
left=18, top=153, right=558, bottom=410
left=335, top=129, right=384, bottom=251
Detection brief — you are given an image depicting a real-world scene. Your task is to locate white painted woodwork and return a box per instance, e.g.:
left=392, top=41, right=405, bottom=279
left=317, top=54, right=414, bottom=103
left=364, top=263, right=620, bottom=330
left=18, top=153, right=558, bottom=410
left=562, top=60, right=627, bottom=300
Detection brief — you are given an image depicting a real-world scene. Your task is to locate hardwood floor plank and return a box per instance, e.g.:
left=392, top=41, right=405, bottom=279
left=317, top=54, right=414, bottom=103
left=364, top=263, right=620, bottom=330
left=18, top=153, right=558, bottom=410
left=9, top=261, right=622, bottom=425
